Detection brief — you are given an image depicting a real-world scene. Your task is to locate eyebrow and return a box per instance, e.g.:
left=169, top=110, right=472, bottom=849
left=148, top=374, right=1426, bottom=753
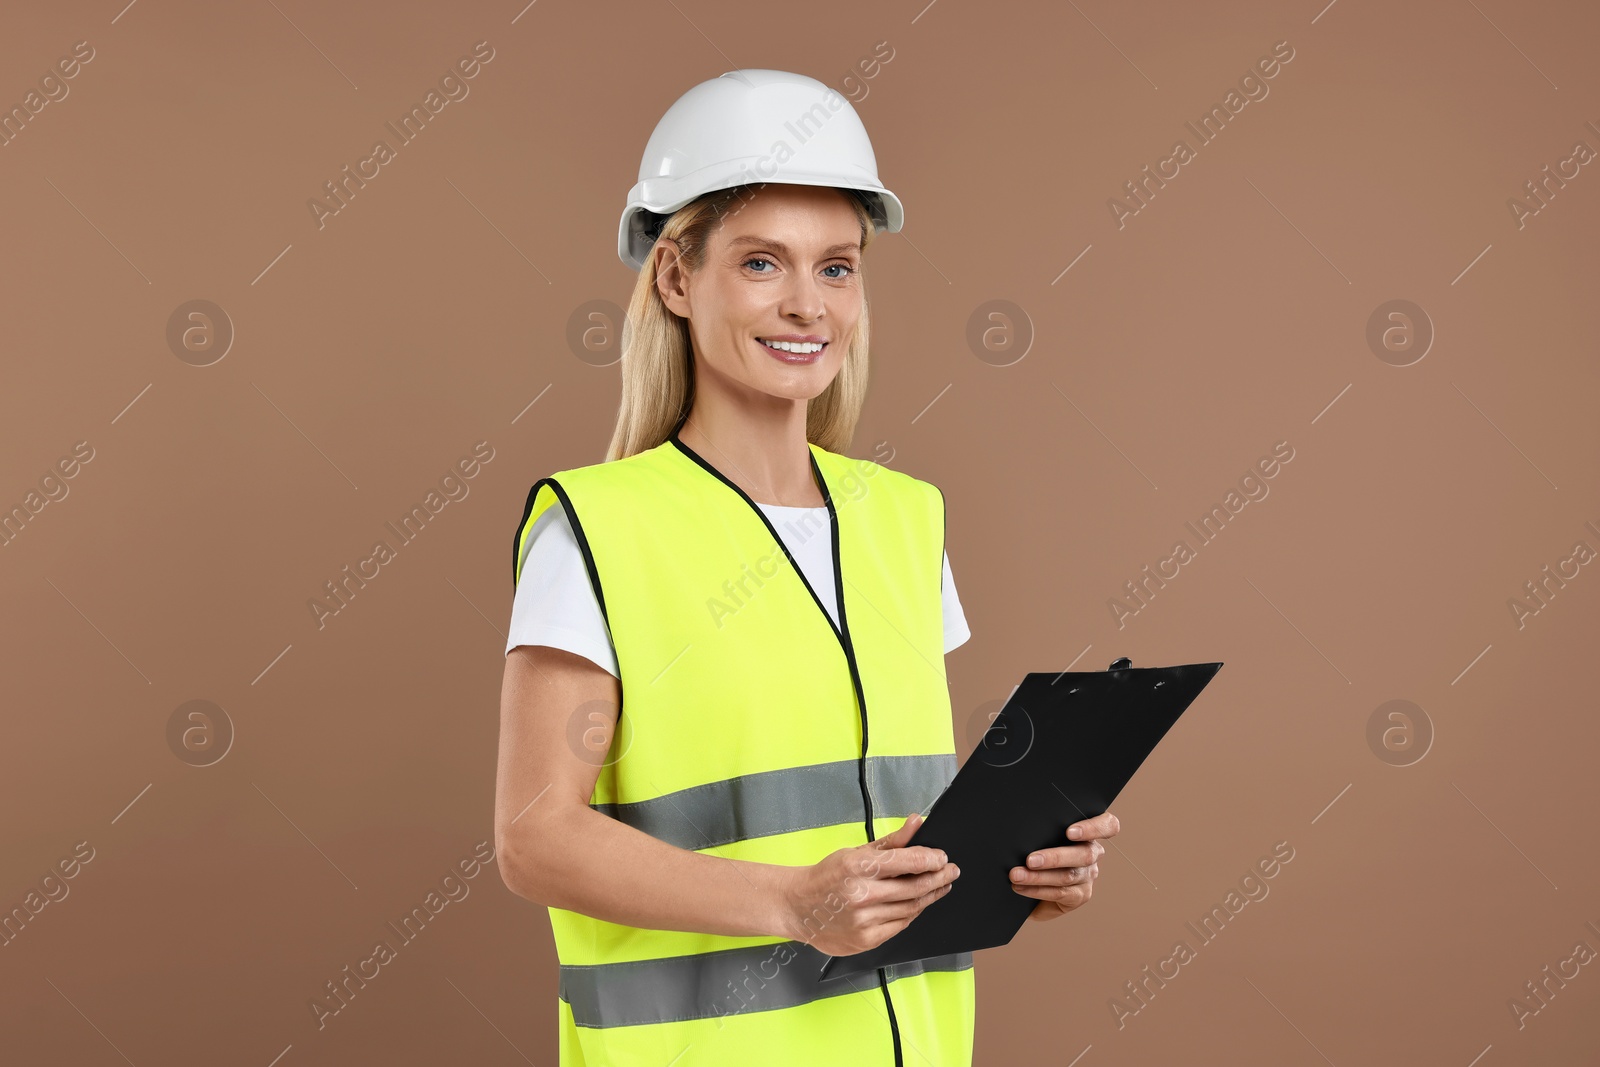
left=727, top=236, right=860, bottom=258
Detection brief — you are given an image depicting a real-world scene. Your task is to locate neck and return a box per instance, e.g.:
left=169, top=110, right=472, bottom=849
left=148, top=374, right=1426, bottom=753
left=675, top=396, right=822, bottom=508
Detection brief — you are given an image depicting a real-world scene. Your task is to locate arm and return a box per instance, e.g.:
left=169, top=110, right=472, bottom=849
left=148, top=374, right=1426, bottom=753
left=494, top=643, right=792, bottom=938
left=494, top=643, right=957, bottom=951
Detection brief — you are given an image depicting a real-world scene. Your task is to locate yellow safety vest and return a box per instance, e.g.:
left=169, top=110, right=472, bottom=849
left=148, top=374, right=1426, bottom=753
left=511, top=429, right=976, bottom=1066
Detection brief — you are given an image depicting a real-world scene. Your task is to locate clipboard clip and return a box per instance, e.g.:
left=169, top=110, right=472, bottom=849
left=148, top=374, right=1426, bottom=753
left=1107, top=657, right=1132, bottom=670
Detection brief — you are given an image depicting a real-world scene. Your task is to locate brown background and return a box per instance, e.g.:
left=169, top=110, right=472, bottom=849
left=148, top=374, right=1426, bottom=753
left=2, top=0, right=1597, bottom=1063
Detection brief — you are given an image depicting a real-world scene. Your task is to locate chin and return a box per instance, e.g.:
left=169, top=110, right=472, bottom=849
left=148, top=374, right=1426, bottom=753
left=763, top=364, right=839, bottom=398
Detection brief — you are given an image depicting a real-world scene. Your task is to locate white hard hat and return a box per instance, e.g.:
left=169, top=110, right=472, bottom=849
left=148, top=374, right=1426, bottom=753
left=617, top=69, right=904, bottom=271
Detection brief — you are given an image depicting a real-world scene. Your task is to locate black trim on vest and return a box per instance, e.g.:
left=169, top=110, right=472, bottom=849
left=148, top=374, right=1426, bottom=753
left=514, top=477, right=611, bottom=631
left=667, top=436, right=841, bottom=640
left=512, top=476, right=625, bottom=729
left=512, top=479, right=543, bottom=587
left=667, top=428, right=905, bottom=1067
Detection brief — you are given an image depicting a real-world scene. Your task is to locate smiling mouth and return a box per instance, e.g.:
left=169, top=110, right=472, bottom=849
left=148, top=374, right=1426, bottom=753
left=756, top=337, right=828, bottom=361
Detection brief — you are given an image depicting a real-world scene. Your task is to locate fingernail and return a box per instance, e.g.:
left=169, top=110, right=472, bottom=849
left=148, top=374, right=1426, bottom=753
left=1027, top=855, right=1042, bottom=868
left=1068, top=826, right=1082, bottom=839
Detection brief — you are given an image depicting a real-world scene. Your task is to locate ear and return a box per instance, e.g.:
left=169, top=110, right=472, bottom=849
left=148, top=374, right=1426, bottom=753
left=653, top=239, right=691, bottom=318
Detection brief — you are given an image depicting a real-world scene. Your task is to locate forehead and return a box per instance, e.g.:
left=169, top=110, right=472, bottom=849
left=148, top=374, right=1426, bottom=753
left=715, top=184, right=861, bottom=250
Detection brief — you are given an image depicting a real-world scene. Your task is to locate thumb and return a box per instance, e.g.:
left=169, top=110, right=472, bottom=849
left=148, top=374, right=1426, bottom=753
left=875, top=812, right=923, bottom=850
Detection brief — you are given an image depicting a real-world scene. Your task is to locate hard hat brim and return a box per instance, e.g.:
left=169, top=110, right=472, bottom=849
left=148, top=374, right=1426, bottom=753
left=617, top=169, right=904, bottom=272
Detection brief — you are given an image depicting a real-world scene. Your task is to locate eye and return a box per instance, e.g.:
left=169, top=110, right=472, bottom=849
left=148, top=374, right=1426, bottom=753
left=822, top=263, right=857, bottom=279
left=742, top=256, right=776, bottom=273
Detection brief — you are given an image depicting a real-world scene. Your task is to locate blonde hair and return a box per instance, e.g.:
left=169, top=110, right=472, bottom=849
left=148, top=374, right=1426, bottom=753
left=605, top=184, right=879, bottom=462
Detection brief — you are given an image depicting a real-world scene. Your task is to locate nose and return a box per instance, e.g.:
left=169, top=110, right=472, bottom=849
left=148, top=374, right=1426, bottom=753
left=778, top=270, right=826, bottom=324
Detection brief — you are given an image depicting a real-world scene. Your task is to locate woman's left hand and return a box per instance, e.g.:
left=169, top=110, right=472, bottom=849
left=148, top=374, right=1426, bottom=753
left=1010, top=811, right=1120, bottom=922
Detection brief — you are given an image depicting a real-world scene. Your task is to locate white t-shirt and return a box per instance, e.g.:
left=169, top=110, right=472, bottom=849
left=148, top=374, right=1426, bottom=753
left=506, top=502, right=971, bottom=674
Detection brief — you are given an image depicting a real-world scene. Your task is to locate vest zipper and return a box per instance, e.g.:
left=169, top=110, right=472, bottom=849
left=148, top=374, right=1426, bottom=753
left=668, top=432, right=906, bottom=1067
left=827, top=490, right=907, bottom=1067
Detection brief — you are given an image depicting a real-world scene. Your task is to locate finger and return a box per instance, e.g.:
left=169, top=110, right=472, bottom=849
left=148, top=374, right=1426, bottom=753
left=1068, top=811, right=1120, bottom=841
left=1011, top=861, right=1097, bottom=887
left=869, top=873, right=957, bottom=924
left=868, top=861, right=960, bottom=906
left=1021, top=840, right=1103, bottom=871
left=860, top=841, right=949, bottom=880
left=908, top=874, right=957, bottom=916
left=1011, top=880, right=1093, bottom=907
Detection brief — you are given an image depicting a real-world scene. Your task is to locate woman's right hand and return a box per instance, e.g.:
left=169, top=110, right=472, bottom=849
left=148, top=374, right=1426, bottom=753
left=778, top=813, right=960, bottom=957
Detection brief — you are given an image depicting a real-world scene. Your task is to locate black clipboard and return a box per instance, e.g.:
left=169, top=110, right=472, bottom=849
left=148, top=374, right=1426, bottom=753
left=817, top=657, right=1222, bottom=982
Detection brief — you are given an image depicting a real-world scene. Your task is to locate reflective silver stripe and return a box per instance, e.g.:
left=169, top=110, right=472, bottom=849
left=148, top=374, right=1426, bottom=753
left=592, top=754, right=957, bottom=851
left=560, top=942, right=974, bottom=1029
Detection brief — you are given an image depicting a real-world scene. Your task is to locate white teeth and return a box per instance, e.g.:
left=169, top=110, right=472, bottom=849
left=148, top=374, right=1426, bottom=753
left=759, top=338, right=825, bottom=354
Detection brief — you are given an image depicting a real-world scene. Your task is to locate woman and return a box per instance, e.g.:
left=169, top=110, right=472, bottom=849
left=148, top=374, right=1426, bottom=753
left=495, top=69, right=1117, bottom=1066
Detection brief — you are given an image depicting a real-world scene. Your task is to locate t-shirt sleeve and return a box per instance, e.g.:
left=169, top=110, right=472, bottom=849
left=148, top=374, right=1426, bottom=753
left=942, top=549, right=970, bottom=653
left=506, top=502, right=620, bottom=678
